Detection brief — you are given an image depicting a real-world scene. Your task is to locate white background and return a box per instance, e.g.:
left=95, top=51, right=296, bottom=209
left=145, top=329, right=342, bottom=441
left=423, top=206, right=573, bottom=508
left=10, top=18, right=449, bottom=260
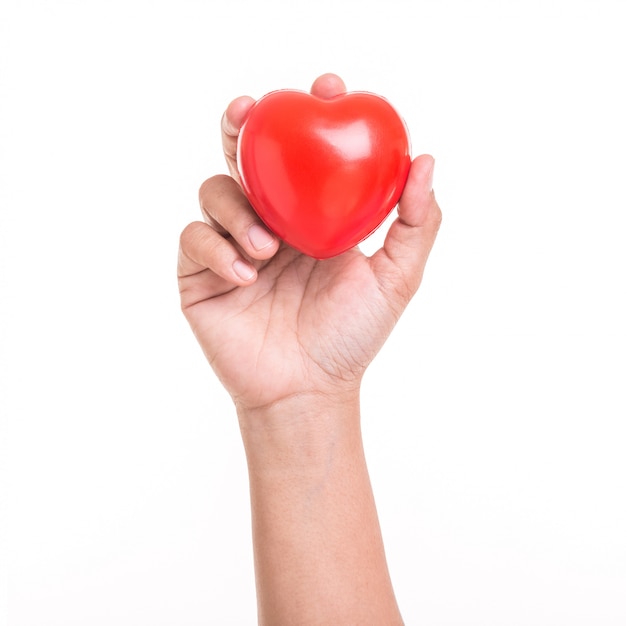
left=1, top=1, right=625, bottom=624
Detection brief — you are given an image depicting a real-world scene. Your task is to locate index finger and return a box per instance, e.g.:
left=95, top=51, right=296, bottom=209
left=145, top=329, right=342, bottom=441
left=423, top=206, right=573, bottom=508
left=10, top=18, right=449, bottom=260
left=221, top=95, right=255, bottom=183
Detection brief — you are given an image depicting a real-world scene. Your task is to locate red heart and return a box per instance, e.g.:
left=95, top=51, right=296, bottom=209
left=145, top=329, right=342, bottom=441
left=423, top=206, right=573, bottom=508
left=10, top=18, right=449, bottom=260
left=237, top=90, right=411, bottom=259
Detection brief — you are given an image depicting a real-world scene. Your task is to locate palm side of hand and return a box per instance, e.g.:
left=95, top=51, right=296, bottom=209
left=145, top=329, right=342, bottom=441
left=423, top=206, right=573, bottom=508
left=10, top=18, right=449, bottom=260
left=183, top=243, right=397, bottom=411
left=179, top=73, right=441, bottom=412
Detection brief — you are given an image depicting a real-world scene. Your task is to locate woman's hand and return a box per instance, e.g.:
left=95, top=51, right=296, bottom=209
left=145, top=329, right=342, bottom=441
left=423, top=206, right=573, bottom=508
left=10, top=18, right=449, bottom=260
left=177, top=73, right=442, bottom=416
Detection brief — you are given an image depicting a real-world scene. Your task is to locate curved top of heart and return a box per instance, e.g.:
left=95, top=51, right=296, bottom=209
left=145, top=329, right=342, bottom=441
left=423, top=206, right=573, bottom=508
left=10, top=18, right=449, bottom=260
left=237, top=89, right=412, bottom=259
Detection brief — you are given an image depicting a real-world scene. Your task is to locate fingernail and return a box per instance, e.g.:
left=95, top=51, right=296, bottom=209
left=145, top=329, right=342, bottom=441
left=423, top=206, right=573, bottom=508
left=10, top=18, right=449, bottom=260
left=233, top=259, right=256, bottom=281
left=248, top=223, right=275, bottom=251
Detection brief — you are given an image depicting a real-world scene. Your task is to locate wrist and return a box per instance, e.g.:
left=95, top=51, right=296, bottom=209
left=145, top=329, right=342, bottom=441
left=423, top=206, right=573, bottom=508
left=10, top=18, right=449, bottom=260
left=236, top=389, right=362, bottom=471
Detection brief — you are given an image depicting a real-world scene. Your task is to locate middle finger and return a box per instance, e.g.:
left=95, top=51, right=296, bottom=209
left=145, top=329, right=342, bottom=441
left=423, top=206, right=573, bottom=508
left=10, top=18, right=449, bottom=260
left=199, top=174, right=279, bottom=261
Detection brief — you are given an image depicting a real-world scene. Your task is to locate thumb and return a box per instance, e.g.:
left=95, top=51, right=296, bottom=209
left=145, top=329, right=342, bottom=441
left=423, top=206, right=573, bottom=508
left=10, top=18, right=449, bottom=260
left=370, top=154, right=442, bottom=303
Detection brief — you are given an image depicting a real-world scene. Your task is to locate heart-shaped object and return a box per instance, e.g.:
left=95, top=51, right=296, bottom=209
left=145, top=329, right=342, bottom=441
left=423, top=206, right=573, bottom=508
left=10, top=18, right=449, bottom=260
left=237, top=89, right=411, bottom=259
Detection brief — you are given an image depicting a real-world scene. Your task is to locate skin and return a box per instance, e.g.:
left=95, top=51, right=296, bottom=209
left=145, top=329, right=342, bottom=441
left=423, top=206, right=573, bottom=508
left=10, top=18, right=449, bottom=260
left=178, top=73, right=442, bottom=625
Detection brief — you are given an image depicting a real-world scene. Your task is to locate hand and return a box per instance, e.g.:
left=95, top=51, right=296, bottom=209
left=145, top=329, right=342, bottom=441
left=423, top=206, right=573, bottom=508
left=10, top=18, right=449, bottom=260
left=178, top=74, right=442, bottom=416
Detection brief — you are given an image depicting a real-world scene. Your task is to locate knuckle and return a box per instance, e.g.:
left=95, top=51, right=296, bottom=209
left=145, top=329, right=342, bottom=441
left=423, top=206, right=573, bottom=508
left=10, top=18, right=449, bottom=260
left=179, top=221, right=228, bottom=266
left=198, top=174, right=233, bottom=201
left=434, top=206, right=443, bottom=228
left=431, top=200, right=443, bottom=229
left=198, top=175, right=239, bottom=232
left=179, top=221, right=204, bottom=249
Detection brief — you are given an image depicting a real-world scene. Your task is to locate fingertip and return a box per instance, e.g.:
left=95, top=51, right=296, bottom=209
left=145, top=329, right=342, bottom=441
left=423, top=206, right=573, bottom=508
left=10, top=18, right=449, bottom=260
left=310, top=73, right=347, bottom=99
left=411, top=154, right=435, bottom=192
left=247, top=223, right=280, bottom=258
left=397, top=155, right=437, bottom=227
left=232, top=258, right=258, bottom=283
left=222, top=95, right=256, bottom=136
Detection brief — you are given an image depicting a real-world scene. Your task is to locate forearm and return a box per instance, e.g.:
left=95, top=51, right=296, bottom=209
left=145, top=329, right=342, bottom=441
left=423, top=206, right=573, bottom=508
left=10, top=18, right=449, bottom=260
left=238, top=392, right=403, bottom=625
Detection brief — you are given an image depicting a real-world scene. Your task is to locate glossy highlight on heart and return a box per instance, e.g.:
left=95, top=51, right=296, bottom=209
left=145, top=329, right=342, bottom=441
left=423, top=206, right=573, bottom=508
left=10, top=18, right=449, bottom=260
left=237, top=90, right=411, bottom=259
